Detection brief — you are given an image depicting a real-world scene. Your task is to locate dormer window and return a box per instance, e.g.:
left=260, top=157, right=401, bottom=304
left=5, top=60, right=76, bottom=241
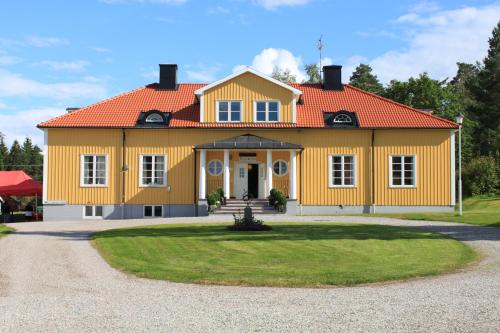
left=324, top=110, right=358, bottom=128
left=145, top=113, right=164, bottom=123
left=333, top=114, right=352, bottom=124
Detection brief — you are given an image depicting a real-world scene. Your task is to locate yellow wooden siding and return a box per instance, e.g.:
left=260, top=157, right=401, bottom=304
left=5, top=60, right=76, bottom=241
left=203, top=72, right=294, bottom=123
left=47, top=128, right=451, bottom=207
left=206, top=151, right=223, bottom=194
left=47, top=129, right=122, bottom=204
left=374, top=130, right=451, bottom=206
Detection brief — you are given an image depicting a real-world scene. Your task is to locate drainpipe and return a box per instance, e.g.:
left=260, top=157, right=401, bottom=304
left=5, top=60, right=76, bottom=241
left=371, top=129, right=376, bottom=214
left=299, top=149, right=303, bottom=216
left=121, top=129, right=127, bottom=219
left=193, top=148, right=198, bottom=217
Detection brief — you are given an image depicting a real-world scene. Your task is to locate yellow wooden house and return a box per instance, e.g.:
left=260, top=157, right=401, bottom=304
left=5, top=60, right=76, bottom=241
left=38, top=64, right=458, bottom=219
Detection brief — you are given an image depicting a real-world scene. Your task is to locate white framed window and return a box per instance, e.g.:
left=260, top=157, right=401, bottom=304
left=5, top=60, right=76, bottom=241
left=254, top=101, right=280, bottom=122
left=389, top=155, right=417, bottom=187
left=207, top=159, right=223, bottom=176
left=333, top=114, right=352, bottom=124
left=139, top=155, right=167, bottom=187
left=217, top=101, right=241, bottom=122
left=328, top=155, right=356, bottom=187
left=273, top=160, right=288, bottom=176
left=83, top=205, right=103, bottom=219
left=144, top=205, right=163, bottom=218
left=80, top=155, right=108, bottom=187
left=145, top=113, right=163, bottom=123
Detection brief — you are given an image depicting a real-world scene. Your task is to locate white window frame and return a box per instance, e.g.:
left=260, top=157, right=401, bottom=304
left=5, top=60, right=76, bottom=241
left=80, top=154, right=108, bottom=187
left=328, top=154, right=357, bottom=188
left=389, top=155, right=417, bottom=188
left=139, top=154, right=168, bottom=187
left=83, top=205, right=104, bottom=219
left=145, top=113, right=163, bottom=123
left=207, top=159, right=223, bottom=176
left=143, top=205, right=163, bottom=218
left=254, top=100, right=281, bottom=123
left=216, top=100, right=242, bottom=123
left=333, top=114, right=353, bottom=124
left=272, top=159, right=288, bottom=176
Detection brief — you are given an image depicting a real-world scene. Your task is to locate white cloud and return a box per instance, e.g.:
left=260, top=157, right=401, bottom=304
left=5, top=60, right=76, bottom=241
left=25, top=35, right=68, bottom=48
left=0, top=51, right=19, bottom=65
left=252, top=0, right=310, bottom=10
left=0, top=107, right=64, bottom=146
left=409, top=1, right=440, bottom=13
left=351, top=4, right=500, bottom=83
left=234, top=48, right=307, bottom=82
left=186, top=65, right=221, bottom=83
left=37, top=60, right=89, bottom=72
left=0, top=69, right=108, bottom=100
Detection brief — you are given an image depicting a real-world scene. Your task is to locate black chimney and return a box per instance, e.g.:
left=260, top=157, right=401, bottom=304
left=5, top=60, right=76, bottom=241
left=158, top=64, right=178, bottom=90
left=323, top=65, right=343, bottom=91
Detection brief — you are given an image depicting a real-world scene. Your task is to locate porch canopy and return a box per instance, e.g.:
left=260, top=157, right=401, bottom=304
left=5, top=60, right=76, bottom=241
left=195, top=134, right=301, bottom=202
left=0, top=171, right=42, bottom=197
left=194, top=134, right=303, bottom=150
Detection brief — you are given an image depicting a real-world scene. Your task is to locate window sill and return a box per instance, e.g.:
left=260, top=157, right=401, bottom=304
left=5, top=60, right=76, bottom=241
left=389, top=185, right=417, bottom=189
left=139, top=184, right=167, bottom=188
left=80, top=185, right=108, bottom=188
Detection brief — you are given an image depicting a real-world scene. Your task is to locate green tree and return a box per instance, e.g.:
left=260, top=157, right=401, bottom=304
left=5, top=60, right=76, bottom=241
left=466, top=21, right=500, bottom=156
left=21, top=137, right=34, bottom=176
left=7, top=140, right=23, bottom=171
left=30, top=145, right=43, bottom=181
left=0, top=134, right=8, bottom=171
left=349, top=64, right=384, bottom=95
left=304, top=63, right=321, bottom=83
left=271, top=66, right=297, bottom=83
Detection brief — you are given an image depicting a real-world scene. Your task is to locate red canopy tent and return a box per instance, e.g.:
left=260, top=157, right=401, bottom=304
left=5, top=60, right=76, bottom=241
left=0, top=171, right=43, bottom=221
left=0, top=171, right=42, bottom=196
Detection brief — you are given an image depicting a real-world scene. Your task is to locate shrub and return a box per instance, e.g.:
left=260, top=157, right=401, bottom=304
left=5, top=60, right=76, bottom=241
left=268, top=189, right=287, bottom=212
left=274, top=190, right=287, bottom=212
left=463, top=155, right=500, bottom=196
left=206, top=192, right=218, bottom=206
left=216, top=187, right=225, bottom=205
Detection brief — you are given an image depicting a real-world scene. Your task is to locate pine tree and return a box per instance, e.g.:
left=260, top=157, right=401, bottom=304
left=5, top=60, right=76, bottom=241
left=0, top=134, right=8, bottom=171
left=7, top=140, right=23, bottom=171
left=21, top=137, right=35, bottom=176
left=304, top=63, right=321, bottom=83
left=349, top=64, right=384, bottom=95
left=467, top=21, right=500, bottom=155
left=30, top=145, right=43, bottom=181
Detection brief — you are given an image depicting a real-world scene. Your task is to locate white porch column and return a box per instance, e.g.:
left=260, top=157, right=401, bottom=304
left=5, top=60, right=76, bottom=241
left=289, top=149, right=297, bottom=199
left=223, top=149, right=230, bottom=199
left=199, top=149, right=206, bottom=199
left=266, top=149, right=273, bottom=195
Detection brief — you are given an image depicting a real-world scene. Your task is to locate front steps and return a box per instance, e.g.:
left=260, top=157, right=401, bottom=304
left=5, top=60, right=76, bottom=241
left=214, top=199, right=278, bottom=215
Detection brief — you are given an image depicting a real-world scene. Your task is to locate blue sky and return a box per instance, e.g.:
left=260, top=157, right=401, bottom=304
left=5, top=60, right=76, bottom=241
left=0, top=0, right=499, bottom=146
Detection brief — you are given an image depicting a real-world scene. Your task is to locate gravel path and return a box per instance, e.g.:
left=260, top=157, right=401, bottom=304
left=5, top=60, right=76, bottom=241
left=0, top=216, right=499, bottom=332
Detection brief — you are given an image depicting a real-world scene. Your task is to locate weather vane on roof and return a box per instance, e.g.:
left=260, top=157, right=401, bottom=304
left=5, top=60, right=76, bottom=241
left=317, top=35, right=324, bottom=81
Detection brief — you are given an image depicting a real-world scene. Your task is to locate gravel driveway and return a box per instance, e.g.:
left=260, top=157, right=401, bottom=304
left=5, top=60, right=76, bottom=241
left=0, top=216, right=499, bottom=332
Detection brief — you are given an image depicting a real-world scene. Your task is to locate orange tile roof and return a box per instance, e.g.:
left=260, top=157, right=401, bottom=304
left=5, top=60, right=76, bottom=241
left=38, top=83, right=458, bottom=129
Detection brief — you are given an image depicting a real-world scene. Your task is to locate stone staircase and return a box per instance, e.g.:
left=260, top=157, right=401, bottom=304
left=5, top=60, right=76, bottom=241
left=214, top=199, right=278, bottom=215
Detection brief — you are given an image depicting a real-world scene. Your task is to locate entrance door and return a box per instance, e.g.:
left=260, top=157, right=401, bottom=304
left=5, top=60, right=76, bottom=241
left=235, top=163, right=248, bottom=199
left=247, top=163, right=259, bottom=199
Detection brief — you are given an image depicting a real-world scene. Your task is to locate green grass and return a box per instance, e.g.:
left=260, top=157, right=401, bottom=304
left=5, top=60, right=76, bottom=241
left=0, top=224, right=14, bottom=238
left=92, top=223, right=476, bottom=287
left=370, top=196, right=500, bottom=227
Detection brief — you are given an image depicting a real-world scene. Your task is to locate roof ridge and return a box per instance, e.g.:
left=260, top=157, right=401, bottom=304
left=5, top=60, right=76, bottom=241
left=344, top=84, right=458, bottom=127
left=38, top=84, right=151, bottom=127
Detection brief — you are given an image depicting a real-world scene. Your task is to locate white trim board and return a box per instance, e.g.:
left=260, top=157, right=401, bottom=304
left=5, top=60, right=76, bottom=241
left=194, top=67, right=302, bottom=96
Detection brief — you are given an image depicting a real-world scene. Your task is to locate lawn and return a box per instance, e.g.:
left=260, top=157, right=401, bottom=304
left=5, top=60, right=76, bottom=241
left=371, top=196, right=500, bottom=227
left=0, top=224, right=14, bottom=238
left=92, top=223, right=476, bottom=287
